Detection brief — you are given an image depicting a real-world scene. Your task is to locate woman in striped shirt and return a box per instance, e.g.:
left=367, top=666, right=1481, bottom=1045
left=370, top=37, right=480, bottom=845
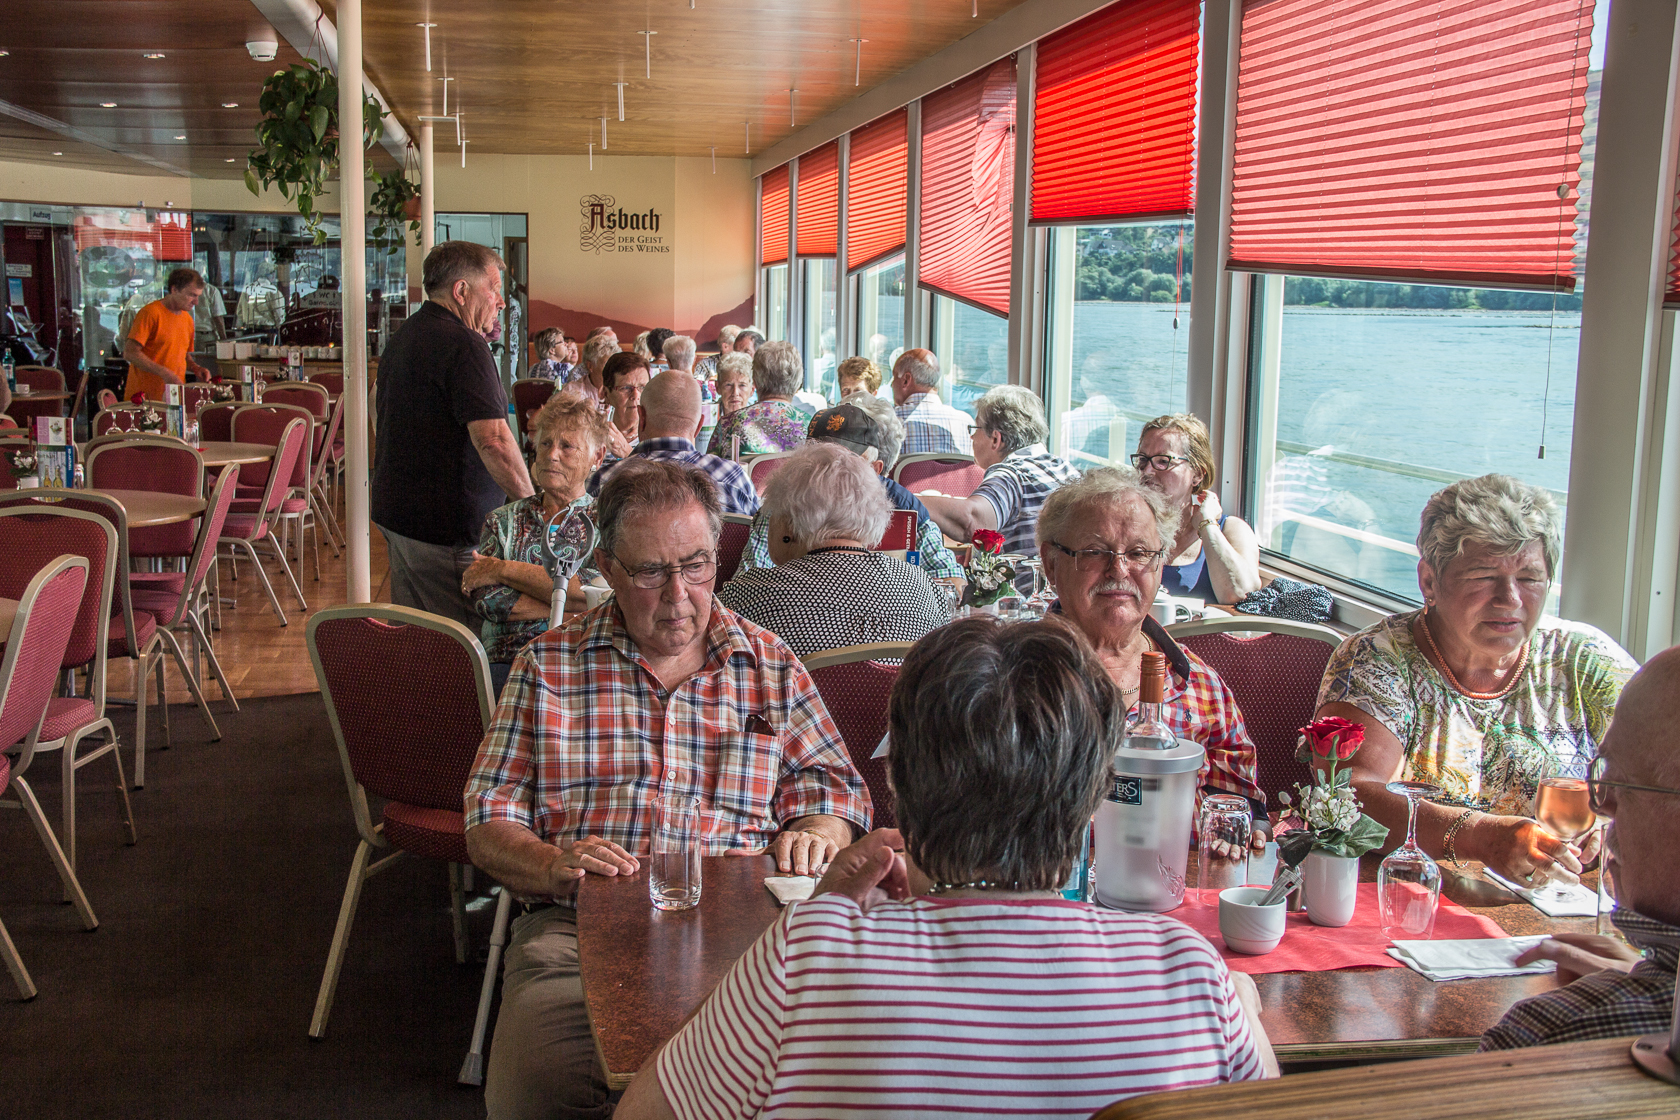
left=618, top=617, right=1276, bottom=1120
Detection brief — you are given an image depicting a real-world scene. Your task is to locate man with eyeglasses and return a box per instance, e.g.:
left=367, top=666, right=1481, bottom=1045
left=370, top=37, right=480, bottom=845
left=464, top=459, right=871, bottom=1120
left=1479, top=647, right=1680, bottom=1051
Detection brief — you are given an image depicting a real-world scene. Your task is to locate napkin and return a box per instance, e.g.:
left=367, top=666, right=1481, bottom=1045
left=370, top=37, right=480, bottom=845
left=764, top=876, right=817, bottom=906
left=1483, top=869, right=1613, bottom=917
left=1387, top=936, right=1557, bottom=981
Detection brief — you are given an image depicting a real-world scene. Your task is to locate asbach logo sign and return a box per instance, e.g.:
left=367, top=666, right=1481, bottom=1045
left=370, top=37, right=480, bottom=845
left=580, top=194, right=670, bottom=255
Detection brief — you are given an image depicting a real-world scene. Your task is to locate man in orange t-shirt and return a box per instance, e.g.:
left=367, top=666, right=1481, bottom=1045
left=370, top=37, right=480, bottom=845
left=123, top=267, right=211, bottom=402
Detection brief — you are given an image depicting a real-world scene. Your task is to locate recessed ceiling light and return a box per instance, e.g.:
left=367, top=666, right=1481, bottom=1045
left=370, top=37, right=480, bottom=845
left=52, top=151, right=63, bottom=156
left=225, top=157, right=236, bottom=163
left=222, top=102, right=239, bottom=108
left=174, top=134, right=187, bottom=140
left=100, top=101, right=118, bottom=108
left=142, top=52, right=166, bottom=59
left=0, top=51, right=10, bottom=58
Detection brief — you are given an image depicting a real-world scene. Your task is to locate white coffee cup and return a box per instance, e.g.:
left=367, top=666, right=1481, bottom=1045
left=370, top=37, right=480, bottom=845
left=1218, top=886, right=1288, bottom=955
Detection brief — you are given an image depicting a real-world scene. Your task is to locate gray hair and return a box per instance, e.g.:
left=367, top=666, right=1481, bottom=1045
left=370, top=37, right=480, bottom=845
left=717, top=351, right=754, bottom=383
left=422, top=240, right=503, bottom=297
left=530, top=326, right=564, bottom=359
left=896, top=348, right=940, bottom=390
left=1417, top=473, right=1562, bottom=579
left=596, top=459, right=722, bottom=558
left=763, top=442, right=891, bottom=549
left=715, top=324, right=742, bottom=351
left=837, top=391, right=907, bottom=471
left=753, top=340, right=803, bottom=398
left=581, top=333, right=619, bottom=374
left=662, top=334, right=697, bottom=371
left=975, top=385, right=1048, bottom=456
left=1037, top=466, right=1179, bottom=554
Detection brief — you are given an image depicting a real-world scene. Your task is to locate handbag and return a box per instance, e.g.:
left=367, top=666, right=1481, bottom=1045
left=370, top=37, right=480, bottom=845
left=1233, top=576, right=1334, bottom=623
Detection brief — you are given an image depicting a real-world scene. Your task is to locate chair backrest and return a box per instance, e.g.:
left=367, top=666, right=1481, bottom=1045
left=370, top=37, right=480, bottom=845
left=1166, top=617, right=1344, bottom=811
left=512, top=379, right=557, bottom=443
left=262, top=381, right=330, bottom=420
left=181, top=382, right=217, bottom=417
left=96, top=388, right=119, bottom=412
left=745, top=451, right=795, bottom=494
left=306, top=393, right=344, bottom=488
left=307, top=604, right=495, bottom=847
left=873, top=510, right=917, bottom=553
left=0, top=507, right=115, bottom=697
left=149, top=465, right=239, bottom=628
left=198, top=401, right=245, bottom=443
left=0, top=556, right=88, bottom=752
left=801, top=642, right=915, bottom=831
left=233, top=404, right=313, bottom=492
left=93, top=405, right=151, bottom=436
left=86, top=438, right=205, bottom=557
left=14, top=365, right=65, bottom=394
left=893, top=453, right=983, bottom=498
left=306, top=370, right=345, bottom=395
left=717, top=513, right=754, bottom=584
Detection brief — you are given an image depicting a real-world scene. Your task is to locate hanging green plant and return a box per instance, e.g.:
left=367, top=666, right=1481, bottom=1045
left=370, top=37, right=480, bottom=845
left=244, top=58, right=386, bottom=245
left=369, top=169, right=421, bottom=252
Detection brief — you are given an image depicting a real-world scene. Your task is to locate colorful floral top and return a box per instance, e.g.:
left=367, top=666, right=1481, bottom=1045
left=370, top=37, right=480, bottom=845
left=706, top=400, right=808, bottom=458
left=470, top=493, right=598, bottom=664
left=1317, top=610, right=1637, bottom=814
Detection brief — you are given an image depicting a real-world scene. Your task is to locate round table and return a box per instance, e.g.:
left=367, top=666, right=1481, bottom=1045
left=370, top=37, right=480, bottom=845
left=197, top=441, right=274, bottom=468
left=8, top=390, right=71, bottom=404
left=83, top=488, right=206, bottom=527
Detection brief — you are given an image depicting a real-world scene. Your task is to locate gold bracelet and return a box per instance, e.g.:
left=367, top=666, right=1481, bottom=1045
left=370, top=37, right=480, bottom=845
left=1442, top=809, right=1477, bottom=868
left=1196, top=518, right=1215, bottom=533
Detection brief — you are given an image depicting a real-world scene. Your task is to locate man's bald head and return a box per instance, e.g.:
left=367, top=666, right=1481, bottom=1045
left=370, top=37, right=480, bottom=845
left=1606, top=647, right=1680, bottom=787
left=639, top=370, right=704, bottom=440
left=1597, top=645, right=1680, bottom=925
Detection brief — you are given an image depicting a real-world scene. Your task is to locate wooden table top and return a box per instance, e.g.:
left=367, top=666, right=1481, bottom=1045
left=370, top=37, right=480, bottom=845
left=197, top=441, right=274, bottom=467
left=577, top=854, right=1603, bottom=1089
left=7, top=389, right=72, bottom=402
left=83, top=488, right=206, bottom=527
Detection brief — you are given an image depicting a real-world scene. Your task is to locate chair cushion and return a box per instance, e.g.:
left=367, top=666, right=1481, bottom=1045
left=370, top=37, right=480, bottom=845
left=381, top=803, right=469, bottom=864
left=36, top=697, right=101, bottom=742
left=221, top=514, right=267, bottom=540
left=229, top=498, right=264, bottom=514
left=131, top=589, right=183, bottom=618
left=235, top=485, right=263, bottom=499
left=129, top=572, right=186, bottom=596
left=280, top=497, right=308, bottom=514
left=107, top=610, right=158, bottom=657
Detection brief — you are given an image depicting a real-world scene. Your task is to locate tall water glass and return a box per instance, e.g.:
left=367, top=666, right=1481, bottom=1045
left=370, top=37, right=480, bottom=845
left=649, top=794, right=703, bottom=911
left=1379, top=780, right=1444, bottom=938
left=1197, top=795, right=1252, bottom=905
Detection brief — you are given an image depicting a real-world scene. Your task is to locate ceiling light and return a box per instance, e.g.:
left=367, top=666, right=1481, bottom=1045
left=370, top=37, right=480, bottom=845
left=52, top=151, right=63, bottom=156
left=0, top=51, right=10, bottom=58
left=225, top=157, right=237, bottom=163
left=101, top=101, right=118, bottom=108
left=143, top=52, right=166, bottom=59
left=222, top=102, right=239, bottom=108
left=174, top=134, right=187, bottom=140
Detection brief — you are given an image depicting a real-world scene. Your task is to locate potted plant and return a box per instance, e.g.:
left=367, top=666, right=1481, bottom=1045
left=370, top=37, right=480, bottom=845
left=369, top=169, right=421, bottom=251
left=1276, top=717, right=1389, bottom=926
left=244, top=59, right=387, bottom=245
left=5, top=446, right=38, bottom=489
left=964, top=529, right=1015, bottom=609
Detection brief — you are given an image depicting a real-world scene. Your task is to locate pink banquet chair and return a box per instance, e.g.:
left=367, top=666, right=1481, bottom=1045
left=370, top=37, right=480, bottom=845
left=745, top=450, right=794, bottom=494
left=801, top=642, right=915, bottom=830
left=220, top=409, right=309, bottom=622
left=0, top=554, right=101, bottom=999
left=197, top=401, right=244, bottom=444
left=233, top=401, right=323, bottom=582
left=716, top=513, right=753, bottom=584
left=892, top=453, right=983, bottom=498
left=84, top=438, right=205, bottom=562
left=305, top=604, right=512, bottom=1085
left=264, top=383, right=343, bottom=559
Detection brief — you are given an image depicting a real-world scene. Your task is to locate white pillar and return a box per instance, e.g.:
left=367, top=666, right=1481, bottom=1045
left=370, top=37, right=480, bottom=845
left=1186, top=0, right=1241, bottom=428
left=339, top=0, right=372, bottom=603
left=420, top=121, right=436, bottom=257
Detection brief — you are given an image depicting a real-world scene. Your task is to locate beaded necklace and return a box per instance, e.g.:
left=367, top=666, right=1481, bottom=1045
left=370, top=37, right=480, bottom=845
left=1417, top=610, right=1529, bottom=702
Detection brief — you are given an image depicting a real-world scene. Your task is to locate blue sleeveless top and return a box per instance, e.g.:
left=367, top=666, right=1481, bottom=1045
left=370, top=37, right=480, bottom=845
left=1159, top=515, right=1226, bottom=602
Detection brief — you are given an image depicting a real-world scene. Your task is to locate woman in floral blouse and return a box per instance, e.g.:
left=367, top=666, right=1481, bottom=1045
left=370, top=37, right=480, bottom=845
left=1317, top=474, right=1637, bottom=889
left=706, top=340, right=809, bottom=458
left=463, top=392, right=611, bottom=694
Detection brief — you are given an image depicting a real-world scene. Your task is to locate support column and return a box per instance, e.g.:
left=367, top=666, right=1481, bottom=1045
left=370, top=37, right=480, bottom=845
left=420, top=120, right=436, bottom=257
left=1186, top=0, right=1241, bottom=428
left=339, top=0, right=371, bottom=603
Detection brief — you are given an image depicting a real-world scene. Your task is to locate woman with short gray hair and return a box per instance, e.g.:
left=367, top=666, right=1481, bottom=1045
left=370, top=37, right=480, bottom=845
left=1318, top=472, right=1637, bottom=888
left=706, top=340, right=808, bottom=457
left=662, top=334, right=697, bottom=373
left=717, top=442, right=948, bottom=658
left=695, top=325, right=740, bottom=382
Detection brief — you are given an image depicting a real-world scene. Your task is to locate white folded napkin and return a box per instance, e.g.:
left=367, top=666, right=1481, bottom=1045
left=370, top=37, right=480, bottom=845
left=764, top=876, right=817, bottom=906
left=1484, top=869, right=1613, bottom=918
left=1387, top=936, right=1557, bottom=981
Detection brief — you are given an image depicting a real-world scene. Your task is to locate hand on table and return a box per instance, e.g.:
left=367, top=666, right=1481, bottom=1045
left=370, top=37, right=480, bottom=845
left=1514, top=932, right=1640, bottom=985
left=549, top=834, right=638, bottom=893
left=460, top=551, right=503, bottom=593
left=814, top=829, right=911, bottom=910
left=728, top=826, right=840, bottom=876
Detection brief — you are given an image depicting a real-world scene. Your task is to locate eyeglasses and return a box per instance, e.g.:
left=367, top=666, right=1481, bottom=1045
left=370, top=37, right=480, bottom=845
left=1130, top=453, right=1190, bottom=472
left=967, top=424, right=987, bottom=437
left=609, top=550, right=717, bottom=589
left=1586, top=755, right=1680, bottom=816
left=1047, top=540, right=1168, bottom=573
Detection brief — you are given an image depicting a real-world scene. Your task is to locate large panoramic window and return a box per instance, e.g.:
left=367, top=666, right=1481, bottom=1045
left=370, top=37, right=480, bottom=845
left=761, top=263, right=789, bottom=342
left=931, top=294, right=1008, bottom=416
left=802, top=258, right=837, bottom=398
left=854, top=254, right=905, bottom=381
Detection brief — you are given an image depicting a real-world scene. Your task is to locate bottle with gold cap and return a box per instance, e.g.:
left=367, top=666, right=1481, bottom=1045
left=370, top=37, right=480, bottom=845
left=1124, top=651, right=1174, bottom=750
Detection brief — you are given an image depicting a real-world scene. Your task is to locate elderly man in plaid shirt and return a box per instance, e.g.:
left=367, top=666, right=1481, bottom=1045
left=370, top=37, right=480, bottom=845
left=587, top=369, right=760, bottom=516
left=464, top=459, right=871, bottom=1120
left=892, top=348, right=974, bottom=457
left=1480, top=647, right=1680, bottom=1051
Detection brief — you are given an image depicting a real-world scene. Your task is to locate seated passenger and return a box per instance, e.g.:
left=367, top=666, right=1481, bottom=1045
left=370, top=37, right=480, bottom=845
left=463, top=393, right=608, bottom=696
left=693, top=325, right=738, bottom=381
left=706, top=340, right=808, bottom=458
left=1318, top=474, right=1637, bottom=887
left=1038, top=467, right=1268, bottom=839
left=660, top=333, right=696, bottom=375
left=921, top=384, right=1081, bottom=560
left=718, top=443, right=950, bottom=659
left=464, top=459, right=871, bottom=1120
left=588, top=370, right=759, bottom=516
left=525, top=327, right=573, bottom=382
left=892, top=348, right=973, bottom=456
left=617, top=617, right=1276, bottom=1120
left=836, top=354, right=882, bottom=400
left=1479, top=647, right=1679, bottom=1051
left=712, top=351, right=754, bottom=423
left=601, top=351, right=650, bottom=454
left=1134, top=413, right=1261, bottom=605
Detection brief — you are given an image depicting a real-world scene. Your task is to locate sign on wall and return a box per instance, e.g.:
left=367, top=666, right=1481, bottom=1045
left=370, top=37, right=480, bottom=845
left=579, top=194, right=670, bottom=255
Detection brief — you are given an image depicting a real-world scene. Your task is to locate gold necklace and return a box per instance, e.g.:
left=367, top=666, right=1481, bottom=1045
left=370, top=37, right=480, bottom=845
left=1417, top=610, right=1528, bottom=701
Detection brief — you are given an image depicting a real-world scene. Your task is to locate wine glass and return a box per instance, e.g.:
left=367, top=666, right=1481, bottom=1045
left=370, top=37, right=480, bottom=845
left=1532, top=765, right=1595, bottom=904
left=1379, top=780, right=1444, bottom=938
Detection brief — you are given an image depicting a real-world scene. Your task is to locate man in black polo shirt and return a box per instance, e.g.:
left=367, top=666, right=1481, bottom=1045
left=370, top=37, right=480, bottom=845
left=372, top=241, right=533, bottom=628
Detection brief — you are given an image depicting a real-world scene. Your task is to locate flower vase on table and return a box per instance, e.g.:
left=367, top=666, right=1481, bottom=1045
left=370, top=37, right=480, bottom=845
left=6, top=447, right=37, bottom=489
left=963, top=529, right=1015, bottom=611
left=1277, top=716, right=1389, bottom=928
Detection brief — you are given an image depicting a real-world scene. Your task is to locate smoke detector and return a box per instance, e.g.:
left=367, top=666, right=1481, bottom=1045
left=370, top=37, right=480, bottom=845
left=246, top=39, right=279, bottom=62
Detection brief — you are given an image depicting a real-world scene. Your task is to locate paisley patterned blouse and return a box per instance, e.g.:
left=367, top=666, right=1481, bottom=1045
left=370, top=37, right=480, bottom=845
left=705, top=400, right=808, bottom=458
left=1317, top=610, right=1637, bottom=815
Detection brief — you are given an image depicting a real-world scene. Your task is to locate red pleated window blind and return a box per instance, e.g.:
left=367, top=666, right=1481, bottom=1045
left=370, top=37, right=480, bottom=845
left=795, top=142, right=840, bottom=257
left=760, top=164, right=790, bottom=266
left=1228, top=0, right=1594, bottom=289
left=1666, top=191, right=1680, bottom=307
left=847, top=109, right=909, bottom=271
left=1031, top=0, right=1200, bottom=225
left=918, top=57, right=1018, bottom=316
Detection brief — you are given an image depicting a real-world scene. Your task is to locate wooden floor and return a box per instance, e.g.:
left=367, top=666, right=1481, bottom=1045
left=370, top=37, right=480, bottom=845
left=106, top=503, right=394, bottom=703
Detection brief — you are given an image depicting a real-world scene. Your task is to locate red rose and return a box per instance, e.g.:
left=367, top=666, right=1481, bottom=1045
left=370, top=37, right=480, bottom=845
left=971, top=529, right=1006, bottom=553
left=1299, top=716, right=1364, bottom=761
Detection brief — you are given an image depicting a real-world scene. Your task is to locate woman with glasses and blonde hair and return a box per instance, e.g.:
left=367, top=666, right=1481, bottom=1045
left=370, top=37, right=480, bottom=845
left=1036, top=466, right=1267, bottom=847
left=1133, top=413, right=1261, bottom=605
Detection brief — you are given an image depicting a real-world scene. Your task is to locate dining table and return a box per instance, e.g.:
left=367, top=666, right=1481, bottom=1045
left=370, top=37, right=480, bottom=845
left=576, top=853, right=1606, bottom=1090
left=196, top=441, right=275, bottom=469
left=82, top=488, right=206, bottom=527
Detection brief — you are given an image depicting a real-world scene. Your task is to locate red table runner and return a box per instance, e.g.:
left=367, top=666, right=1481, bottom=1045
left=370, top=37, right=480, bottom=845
left=1170, top=883, right=1509, bottom=974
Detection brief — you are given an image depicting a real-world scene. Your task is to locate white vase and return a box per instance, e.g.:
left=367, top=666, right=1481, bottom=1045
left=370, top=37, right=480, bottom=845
left=1303, top=851, right=1359, bottom=927
left=15, top=476, right=38, bottom=489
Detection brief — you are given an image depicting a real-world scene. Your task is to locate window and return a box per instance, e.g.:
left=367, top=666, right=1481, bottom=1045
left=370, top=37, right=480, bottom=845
left=854, top=254, right=906, bottom=378
left=931, top=294, right=1008, bottom=416
left=762, top=264, right=789, bottom=342
left=802, top=258, right=837, bottom=398
left=1044, top=223, right=1192, bottom=470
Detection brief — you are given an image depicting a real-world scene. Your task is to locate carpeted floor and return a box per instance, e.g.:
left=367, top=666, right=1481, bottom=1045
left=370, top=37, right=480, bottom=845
left=0, top=693, right=497, bottom=1119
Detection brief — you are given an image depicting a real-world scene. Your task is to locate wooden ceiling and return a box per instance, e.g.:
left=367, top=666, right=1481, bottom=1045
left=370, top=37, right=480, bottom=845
left=0, top=0, right=1027, bottom=182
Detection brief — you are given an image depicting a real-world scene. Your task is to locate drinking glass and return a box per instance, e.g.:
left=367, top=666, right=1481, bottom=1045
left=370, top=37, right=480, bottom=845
left=1533, top=765, right=1595, bottom=904
left=648, top=794, right=703, bottom=911
left=1379, top=780, right=1444, bottom=938
left=1197, top=794, right=1252, bottom=905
